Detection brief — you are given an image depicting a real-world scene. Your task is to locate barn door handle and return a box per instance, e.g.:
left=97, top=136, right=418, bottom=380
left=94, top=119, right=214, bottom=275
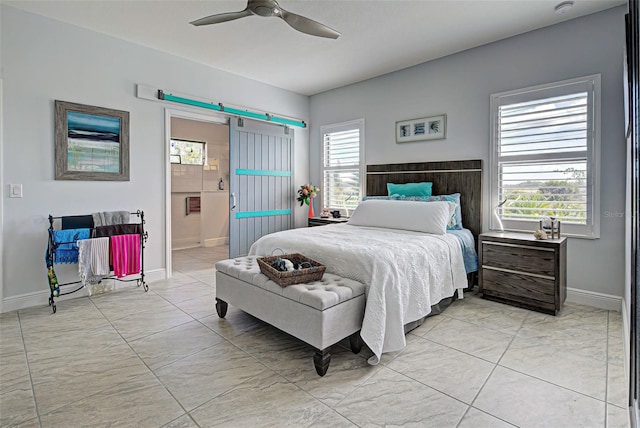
left=231, top=192, right=237, bottom=211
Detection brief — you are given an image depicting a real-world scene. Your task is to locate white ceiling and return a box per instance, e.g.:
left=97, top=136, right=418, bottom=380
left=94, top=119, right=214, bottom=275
left=4, top=0, right=626, bottom=96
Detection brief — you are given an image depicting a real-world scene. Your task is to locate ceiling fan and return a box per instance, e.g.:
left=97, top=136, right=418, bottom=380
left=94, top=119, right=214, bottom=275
left=190, top=0, right=340, bottom=39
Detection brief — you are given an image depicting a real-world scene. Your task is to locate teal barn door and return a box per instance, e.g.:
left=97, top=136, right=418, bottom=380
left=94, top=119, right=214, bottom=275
left=229, top=118, right=294, bottom=257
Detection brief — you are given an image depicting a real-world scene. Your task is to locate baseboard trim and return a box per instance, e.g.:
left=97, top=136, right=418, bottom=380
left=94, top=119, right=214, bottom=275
left=566, top=287, right=622, bottom=311
left=172, top=237, right=200, bottom=250
left=144, top=268, right=167, bottom=284
left=204, top=237, right=229, bottom=247
left=2, top=268, right=166, bottom=313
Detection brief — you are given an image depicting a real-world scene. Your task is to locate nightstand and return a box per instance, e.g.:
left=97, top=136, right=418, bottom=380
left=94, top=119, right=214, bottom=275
left=479, top=232, right=567, bottom=315
left=308, top=217, right=349, bottom=227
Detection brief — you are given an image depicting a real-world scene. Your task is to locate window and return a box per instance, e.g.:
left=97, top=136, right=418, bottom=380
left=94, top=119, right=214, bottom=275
left=320, top=119, right=365, bottom=215
left=490, top=75, right=600, bottom=238
left=170, top=139, right=205, bottom=165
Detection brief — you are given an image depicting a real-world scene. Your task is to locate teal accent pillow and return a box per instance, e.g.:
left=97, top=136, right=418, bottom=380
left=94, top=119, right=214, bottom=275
left=386, top=182, right=433, bottom=197
left=362, top=193, right=463, bottom=230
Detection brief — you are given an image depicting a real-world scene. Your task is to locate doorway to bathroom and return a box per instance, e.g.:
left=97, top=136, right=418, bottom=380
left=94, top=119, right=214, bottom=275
left=168, top=113, right=230, bottom=276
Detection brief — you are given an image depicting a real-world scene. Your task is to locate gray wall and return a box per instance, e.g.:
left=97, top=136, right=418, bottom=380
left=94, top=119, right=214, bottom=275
left=0, top=6, right=309, bottom=308
left=310, top=6, right=627, bottom=299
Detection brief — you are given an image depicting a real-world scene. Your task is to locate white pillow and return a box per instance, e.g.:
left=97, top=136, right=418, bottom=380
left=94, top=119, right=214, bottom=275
left=347, top=199, right=456, bottom=235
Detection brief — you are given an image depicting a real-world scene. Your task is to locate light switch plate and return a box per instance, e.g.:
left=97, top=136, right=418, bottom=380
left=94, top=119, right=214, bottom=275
left=9, top=184, right=23, bottom=198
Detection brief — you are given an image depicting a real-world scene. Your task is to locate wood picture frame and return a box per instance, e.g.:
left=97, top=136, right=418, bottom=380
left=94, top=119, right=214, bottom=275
left=55, top=100, right=130, bottom=181
left=396, top=114, right=446, bottom=143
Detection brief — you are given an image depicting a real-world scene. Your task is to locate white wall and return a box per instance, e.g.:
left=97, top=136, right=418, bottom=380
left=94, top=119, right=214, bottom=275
left=0, top=5, right=309, bottom=309
left=310, top=6, right=627, bottom=301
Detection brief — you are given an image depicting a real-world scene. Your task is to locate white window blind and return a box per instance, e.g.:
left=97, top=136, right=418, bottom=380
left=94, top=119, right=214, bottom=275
left=490, top=75, right=600, bottom=238
left=321, top=119, right=364, bottom=213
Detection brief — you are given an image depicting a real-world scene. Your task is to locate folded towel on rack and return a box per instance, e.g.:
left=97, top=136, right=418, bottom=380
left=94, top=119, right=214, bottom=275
left=78, top=238, right=110, bottom=289
left=52, top=228, right=90, bottom=264
left=93, top=223, right=142, bottom=238
left=78, top=239, right=95, bottom=285
left=92, top=211, right=130, bottom=227
left=91, top=237, right=110, bottom=276
left=61, top=215, right=94, bottom=230
left=111, top=234, right=141, bottom=278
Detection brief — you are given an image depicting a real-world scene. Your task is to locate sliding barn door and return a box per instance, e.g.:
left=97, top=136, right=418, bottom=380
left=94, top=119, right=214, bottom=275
left=229, top=118, right=294, bottom=257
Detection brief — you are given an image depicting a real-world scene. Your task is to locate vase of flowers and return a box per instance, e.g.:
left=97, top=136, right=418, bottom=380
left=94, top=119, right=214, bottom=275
left=297, top=183, right=320, bottom=218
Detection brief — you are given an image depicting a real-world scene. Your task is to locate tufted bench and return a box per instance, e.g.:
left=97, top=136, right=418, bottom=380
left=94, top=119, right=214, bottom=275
left=214, top=256, right=366, bottom=376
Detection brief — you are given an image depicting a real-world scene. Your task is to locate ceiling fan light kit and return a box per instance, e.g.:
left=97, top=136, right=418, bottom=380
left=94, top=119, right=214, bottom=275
left=190, top=0, right=340, bottom=39
left=554, top=1, right=574, bottom=15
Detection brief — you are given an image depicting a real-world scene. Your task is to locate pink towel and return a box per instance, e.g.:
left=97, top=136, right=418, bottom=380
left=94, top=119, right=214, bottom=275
left=110, top=234, right=141, bottom=278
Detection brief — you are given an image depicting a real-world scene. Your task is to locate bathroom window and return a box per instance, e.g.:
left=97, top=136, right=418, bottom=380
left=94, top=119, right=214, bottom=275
left=170, top=139, right=206, bottom=165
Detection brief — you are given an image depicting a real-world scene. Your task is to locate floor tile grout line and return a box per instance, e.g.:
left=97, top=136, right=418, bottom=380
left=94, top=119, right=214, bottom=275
left=452, top=308, right=583, bottom=427
left=493, top=309, right=530, bottom=367
left=491, top=310, right=612, bottom=408
left=410, top=330, right=511, bottom=367
left=11, top=248, right=619, bottom=427
left=23, top=325, right=138, bottom=418
left=163, top=413, right=202, bottom=428
left=464, top=308, right=528, bottom=416
left=16, top=310, right=43, bottom=428
left=495, top=363, right=610, bottom=406
left=338, top=304, right=528, bottom=426
left=185, top=299, right=371, bottom=425
left=108, top=283, right=213, bottom=344
left=423, top=309, right=523, bottom=335
left=381, top=363, right=475, bottom=418
left=172, top=328, right=308, bottom=422
left=386, top=361, right=468, bottom=400
left=378, top=327, right=501, bottom=407
left=164, top=308, right=329, bottom=415
left=302, top=354, right=380, bottom=411
left=87, top=296, right=200, bottom=428
left=456, top=406, right=517, bottom=428
left=454, top=406, right=473, bottom=428
left=124, top=305, right=292, bottom=423
left=182, top=364, right=356, bottom=427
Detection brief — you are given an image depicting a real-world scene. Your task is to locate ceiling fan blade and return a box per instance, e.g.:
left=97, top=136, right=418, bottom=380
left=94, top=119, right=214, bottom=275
left=279, top=10, right=340, bottom=39
left=190, top=9, right=252, bottom=26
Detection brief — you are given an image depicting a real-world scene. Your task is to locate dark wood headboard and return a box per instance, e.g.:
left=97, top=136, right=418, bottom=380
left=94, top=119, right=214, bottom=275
left=366, top=160, right=482, bottom=244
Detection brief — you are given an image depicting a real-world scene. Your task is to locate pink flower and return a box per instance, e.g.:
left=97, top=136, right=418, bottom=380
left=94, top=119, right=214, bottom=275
left=297, top=183, right=320, bottom=207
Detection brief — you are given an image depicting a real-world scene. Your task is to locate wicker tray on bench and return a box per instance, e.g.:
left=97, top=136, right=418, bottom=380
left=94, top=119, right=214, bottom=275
left=257, top=253, right=326, bottom=286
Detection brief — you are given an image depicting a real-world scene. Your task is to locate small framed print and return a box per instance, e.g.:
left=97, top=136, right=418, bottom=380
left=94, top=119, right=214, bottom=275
left=396, top=114, right=446, bottom=143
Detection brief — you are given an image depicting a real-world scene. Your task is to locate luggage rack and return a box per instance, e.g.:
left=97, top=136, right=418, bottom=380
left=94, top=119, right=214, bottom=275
left=46, top=210, right=148, bottom=313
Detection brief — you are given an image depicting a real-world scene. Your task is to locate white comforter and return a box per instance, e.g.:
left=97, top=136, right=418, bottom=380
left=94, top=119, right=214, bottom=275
left=248, top=224, right=467, bottom=364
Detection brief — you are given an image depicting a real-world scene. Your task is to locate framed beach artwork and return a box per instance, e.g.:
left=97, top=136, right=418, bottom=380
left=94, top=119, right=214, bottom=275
left=55, top=100, right=130, bottom=181
left=396, top=114, right=446, bottom=143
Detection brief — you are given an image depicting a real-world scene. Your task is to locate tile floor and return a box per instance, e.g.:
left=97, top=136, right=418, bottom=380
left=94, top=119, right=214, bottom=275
left=0, top=245, right=629, bottom=427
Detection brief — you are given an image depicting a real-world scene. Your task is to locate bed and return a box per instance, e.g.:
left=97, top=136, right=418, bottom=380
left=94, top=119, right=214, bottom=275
left=249, top=160, right=482, bottom=364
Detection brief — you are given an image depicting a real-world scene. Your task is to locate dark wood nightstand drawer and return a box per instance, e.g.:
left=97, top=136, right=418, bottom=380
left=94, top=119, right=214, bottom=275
left=482, top=241, right=555, bottom=278
left=482, top=268, right=555, bottom=304
left=479, top=232, right=566, bottom=315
